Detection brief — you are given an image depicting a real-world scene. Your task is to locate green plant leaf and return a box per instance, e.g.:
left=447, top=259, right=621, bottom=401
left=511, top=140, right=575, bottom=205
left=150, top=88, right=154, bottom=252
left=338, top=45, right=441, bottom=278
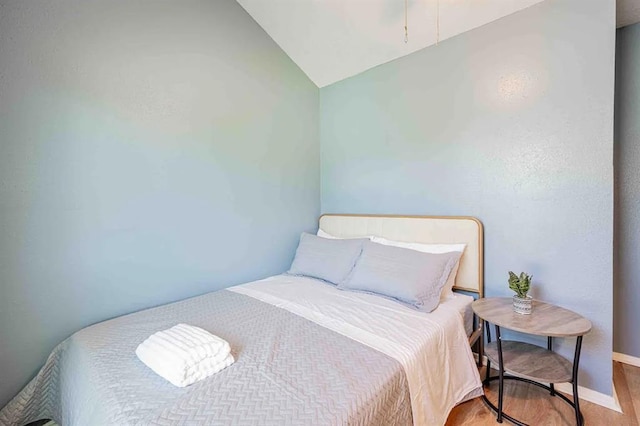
left=508, top=271, right=532, bottom=298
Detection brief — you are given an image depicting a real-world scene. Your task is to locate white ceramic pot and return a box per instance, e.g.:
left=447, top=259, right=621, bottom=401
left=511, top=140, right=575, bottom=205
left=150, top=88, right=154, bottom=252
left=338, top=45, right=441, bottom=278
left=513, top=295, right=533, bottom=315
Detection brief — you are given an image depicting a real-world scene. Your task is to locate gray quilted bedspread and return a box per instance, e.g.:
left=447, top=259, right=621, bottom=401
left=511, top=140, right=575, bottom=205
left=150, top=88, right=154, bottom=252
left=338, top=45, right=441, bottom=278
left=0, top=290, right=412, bottom=426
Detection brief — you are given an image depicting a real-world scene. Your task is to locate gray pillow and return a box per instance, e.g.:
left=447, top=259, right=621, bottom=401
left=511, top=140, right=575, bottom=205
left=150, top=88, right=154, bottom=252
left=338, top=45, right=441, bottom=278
left=287, top=233, right=367, bottom=285
left=339, top=241, right=461, bottom=312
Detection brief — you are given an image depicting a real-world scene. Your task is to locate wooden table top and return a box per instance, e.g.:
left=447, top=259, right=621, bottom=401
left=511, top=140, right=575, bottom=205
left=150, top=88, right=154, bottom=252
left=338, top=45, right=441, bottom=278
left=472, top=297, right=592, bottom=337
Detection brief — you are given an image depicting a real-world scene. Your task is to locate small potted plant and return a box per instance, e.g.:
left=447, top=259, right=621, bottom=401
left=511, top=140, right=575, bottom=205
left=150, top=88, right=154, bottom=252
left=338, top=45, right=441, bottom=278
left=509, top=271, right=533, bottom=315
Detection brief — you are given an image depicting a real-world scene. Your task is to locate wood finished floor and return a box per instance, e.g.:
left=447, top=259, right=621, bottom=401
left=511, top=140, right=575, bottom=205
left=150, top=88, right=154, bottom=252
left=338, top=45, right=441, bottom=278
left=446, top=361, right=640, bottom=425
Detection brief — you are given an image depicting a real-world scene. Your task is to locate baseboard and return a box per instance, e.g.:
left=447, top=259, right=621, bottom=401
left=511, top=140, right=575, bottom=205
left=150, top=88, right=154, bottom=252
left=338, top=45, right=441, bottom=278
left=472, top=352, right=623, bottom=413
left=553, top=383, right=622, bottom=413
left=613, top=352, right=640, bottom=368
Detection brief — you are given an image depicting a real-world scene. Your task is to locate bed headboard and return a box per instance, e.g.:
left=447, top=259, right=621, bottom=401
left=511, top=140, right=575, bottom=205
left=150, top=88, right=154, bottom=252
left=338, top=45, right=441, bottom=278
left=318, top=214, right=484, bottom=298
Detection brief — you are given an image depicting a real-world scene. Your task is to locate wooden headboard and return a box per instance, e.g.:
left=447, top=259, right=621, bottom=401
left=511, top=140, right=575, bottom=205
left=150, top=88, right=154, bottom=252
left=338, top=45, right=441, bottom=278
left=319, top=214, right=484, bottom=297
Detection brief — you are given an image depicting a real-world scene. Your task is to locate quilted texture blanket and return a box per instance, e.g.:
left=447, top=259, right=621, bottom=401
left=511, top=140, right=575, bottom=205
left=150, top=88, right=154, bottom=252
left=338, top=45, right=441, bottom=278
left=0, top=289, right=412, bottom=426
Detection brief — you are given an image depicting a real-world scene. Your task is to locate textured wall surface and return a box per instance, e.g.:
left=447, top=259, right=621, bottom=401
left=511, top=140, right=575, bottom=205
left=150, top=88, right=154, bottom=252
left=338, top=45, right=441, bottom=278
left=614, top=23, right=640, bottom=359
left=321, top=0, right=615, bottom=394
left=0, top=0, right=319, bottom=407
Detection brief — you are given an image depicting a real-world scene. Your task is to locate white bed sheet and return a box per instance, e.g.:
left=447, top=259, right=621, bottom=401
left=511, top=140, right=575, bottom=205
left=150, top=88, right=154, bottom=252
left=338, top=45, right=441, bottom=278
left=447, top=293, right=475, bottom=337
left=229, top=275, right=482, bottom=426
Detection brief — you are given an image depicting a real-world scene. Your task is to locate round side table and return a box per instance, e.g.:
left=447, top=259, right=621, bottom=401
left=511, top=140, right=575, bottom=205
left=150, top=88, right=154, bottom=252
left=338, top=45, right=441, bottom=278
left=472, top=297, right=592, bottom=426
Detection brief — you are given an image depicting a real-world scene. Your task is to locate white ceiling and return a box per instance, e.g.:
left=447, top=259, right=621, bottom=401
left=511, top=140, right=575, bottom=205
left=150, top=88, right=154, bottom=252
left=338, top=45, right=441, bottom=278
left=618, top=0, right=640, bottom=28
left=237, top=0, right=545, bottom=87
left=238, top=0, right=639, bottom=87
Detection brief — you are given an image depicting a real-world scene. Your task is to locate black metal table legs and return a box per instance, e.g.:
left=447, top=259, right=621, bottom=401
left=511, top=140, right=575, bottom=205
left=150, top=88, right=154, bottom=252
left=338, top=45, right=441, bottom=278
left=481, top=323, right=585, bottom=426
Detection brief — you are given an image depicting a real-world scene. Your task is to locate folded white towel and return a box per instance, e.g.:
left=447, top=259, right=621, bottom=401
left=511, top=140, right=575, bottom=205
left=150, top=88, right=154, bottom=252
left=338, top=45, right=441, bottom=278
left=136, top=324, right=235, bottom=387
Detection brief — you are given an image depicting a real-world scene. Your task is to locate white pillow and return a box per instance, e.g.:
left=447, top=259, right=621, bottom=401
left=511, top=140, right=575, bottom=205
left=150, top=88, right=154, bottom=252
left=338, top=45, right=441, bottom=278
left=317, top=228, right=373, bottom=240
left=370, top=236, right=466, bottom=301
left=317, top=228, right=338, bottom=239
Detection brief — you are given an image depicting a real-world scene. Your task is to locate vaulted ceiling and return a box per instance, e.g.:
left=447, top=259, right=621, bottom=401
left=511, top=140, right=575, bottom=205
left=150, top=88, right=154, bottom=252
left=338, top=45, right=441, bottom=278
left=238, top=0, right=639, bottom=88
left=236, top=0, right=545, bottom=87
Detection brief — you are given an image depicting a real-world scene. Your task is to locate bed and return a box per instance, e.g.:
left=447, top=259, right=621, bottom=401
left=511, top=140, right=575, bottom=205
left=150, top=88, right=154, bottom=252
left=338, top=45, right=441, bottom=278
left=0, top=214, right=484, bottom=426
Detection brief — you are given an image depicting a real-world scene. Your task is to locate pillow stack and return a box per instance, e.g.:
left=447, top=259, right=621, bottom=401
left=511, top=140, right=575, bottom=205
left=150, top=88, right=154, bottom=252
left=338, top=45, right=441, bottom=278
left=287, top=230, right=465, bottom=313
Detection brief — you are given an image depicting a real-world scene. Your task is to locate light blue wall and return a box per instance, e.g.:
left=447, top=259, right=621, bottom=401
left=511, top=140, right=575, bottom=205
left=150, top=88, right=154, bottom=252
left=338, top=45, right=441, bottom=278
left=321, top=0, right=615, bottom=395
left=614, top=23, right=640, bottom=359
left=0, top=0, right=319, bottom=407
